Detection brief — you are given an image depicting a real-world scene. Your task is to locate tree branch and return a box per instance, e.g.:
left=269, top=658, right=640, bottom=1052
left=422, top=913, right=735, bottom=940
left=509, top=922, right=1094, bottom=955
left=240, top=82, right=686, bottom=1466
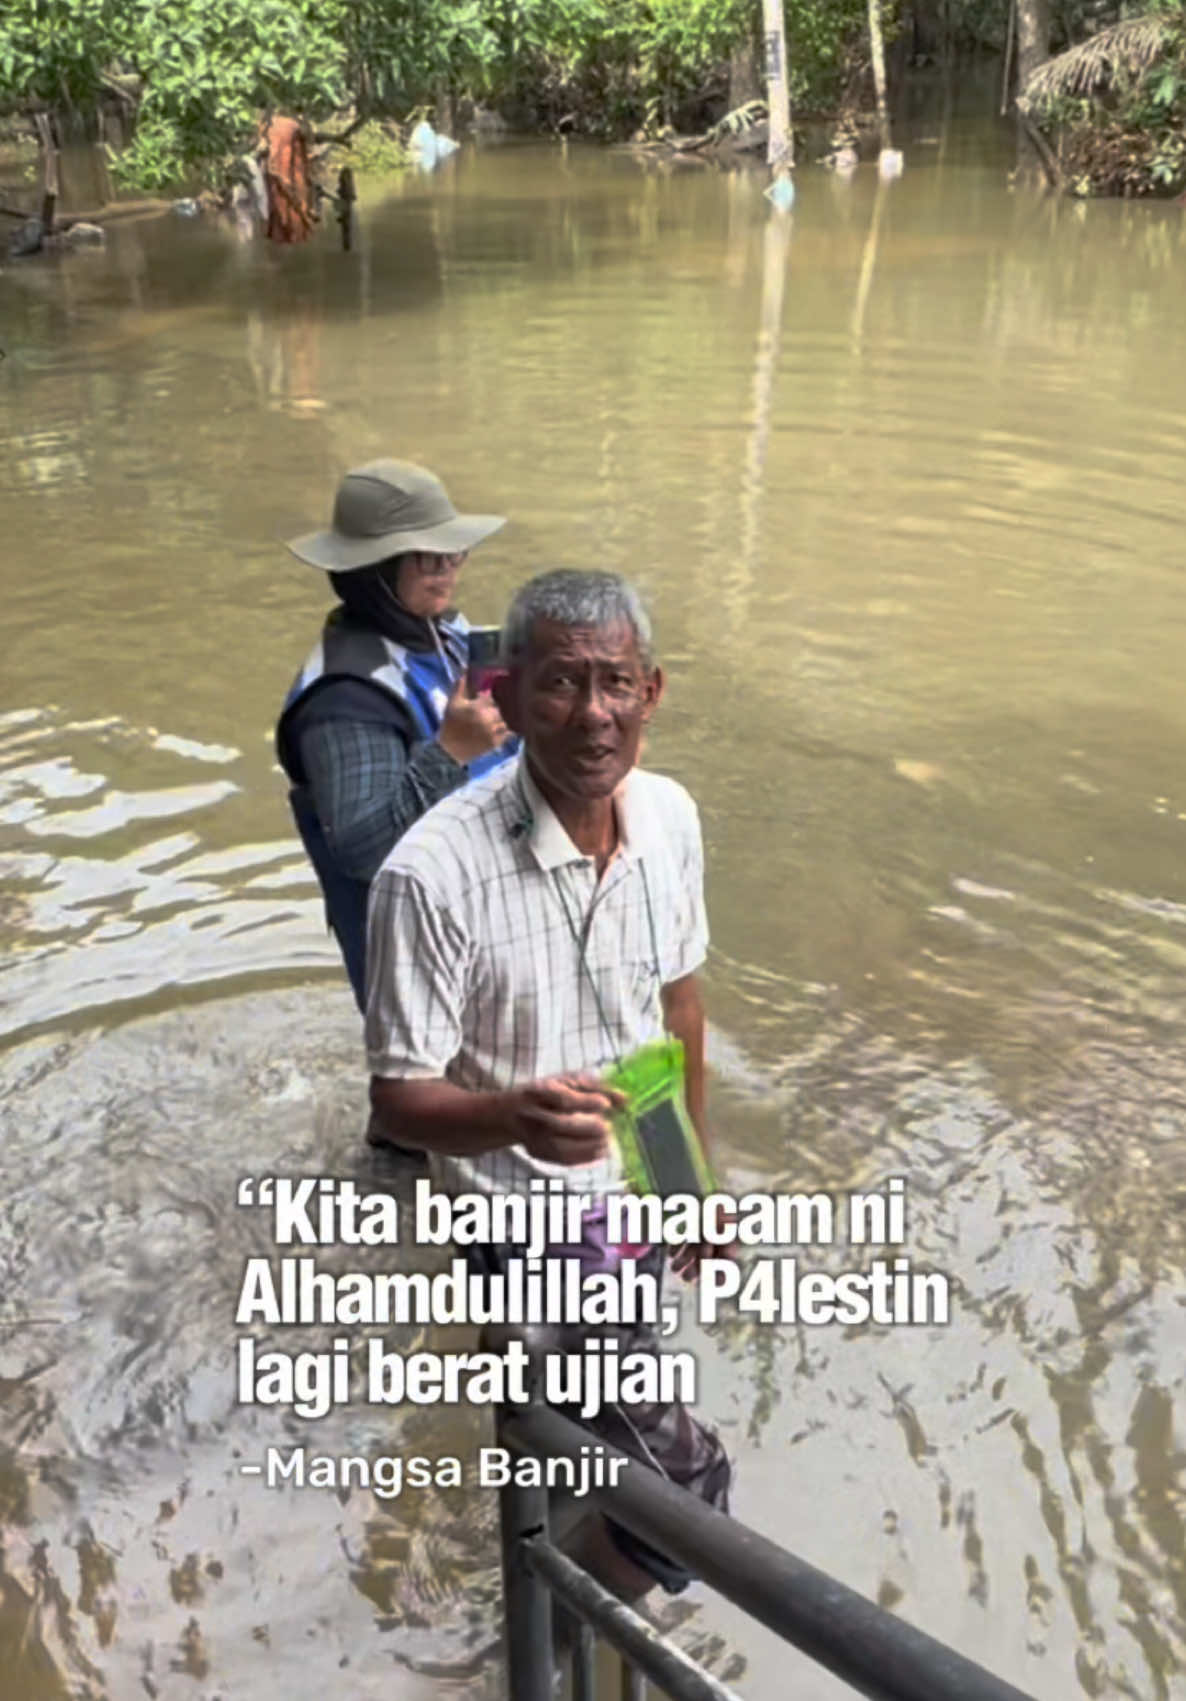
left=312, top=111, right=368, bottom=145
left=1016, top=104, right=1063, bottom=190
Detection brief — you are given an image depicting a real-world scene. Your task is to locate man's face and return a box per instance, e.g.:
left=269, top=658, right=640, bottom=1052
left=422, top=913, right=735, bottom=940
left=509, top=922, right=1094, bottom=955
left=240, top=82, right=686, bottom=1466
left=495, top=617, right=664, bottom=802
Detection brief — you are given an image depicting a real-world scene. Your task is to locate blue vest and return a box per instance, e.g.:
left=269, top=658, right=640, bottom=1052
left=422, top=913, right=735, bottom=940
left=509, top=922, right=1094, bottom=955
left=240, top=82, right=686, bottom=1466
left=276, top=608, right=513, bottom=1009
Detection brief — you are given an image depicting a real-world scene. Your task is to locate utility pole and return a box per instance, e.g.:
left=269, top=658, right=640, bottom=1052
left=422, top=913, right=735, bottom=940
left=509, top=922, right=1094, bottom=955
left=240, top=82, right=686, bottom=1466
left=761, top=0, right=795, bottom=206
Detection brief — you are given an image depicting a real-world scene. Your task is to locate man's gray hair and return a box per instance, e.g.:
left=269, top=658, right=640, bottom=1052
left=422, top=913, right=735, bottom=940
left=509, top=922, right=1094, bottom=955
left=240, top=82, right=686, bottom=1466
left=500, top=570, right=654, bottom=666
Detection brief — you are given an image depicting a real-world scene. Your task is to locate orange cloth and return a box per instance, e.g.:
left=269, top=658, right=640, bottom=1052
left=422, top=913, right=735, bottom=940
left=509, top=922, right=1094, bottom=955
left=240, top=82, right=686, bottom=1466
left=259, top=116, right=314, bottom=244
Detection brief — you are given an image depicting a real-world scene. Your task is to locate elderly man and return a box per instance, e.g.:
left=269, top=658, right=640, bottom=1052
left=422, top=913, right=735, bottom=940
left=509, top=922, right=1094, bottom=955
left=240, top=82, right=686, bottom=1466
left=366, top=567, right=731, bottom=1598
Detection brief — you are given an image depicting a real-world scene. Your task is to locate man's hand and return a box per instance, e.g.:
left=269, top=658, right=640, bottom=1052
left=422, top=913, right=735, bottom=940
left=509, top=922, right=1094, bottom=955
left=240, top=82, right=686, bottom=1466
left=368, top=1074, right=622, bottom=1162
left=506, top=1073, right=626, bottom=1167
left=438, top=674, right=508, bottom=766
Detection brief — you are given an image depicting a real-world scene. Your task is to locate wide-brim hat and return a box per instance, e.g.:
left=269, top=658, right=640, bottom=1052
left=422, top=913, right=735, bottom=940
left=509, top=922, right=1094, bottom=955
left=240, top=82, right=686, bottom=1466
left=286, top=458, right=505, bottom=571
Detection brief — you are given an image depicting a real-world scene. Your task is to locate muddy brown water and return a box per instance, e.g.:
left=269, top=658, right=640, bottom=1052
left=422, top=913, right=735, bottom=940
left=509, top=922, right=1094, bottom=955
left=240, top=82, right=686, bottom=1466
left=2, top=121, right=1186, bottom=1700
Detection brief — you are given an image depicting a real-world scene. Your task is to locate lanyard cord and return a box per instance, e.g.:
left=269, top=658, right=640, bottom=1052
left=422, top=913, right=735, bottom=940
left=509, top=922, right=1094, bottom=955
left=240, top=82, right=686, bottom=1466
left=551, top=853, right=676, bottom=1483
left=550, top=854, right=664, bottom=1065
left=510, top=766, right=665, bottom=1057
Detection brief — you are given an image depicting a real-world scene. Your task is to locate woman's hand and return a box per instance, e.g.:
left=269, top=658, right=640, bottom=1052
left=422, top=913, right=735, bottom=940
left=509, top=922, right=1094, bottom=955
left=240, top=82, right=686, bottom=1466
left=438, top=674, right=509, bottom=765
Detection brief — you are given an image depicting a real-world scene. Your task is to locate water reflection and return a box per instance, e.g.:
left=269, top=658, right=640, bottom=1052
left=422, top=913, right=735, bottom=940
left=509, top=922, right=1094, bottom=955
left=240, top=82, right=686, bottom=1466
left=0, top=709, right=327, bottom=1038
left=738, top=210, right=793, bottom=593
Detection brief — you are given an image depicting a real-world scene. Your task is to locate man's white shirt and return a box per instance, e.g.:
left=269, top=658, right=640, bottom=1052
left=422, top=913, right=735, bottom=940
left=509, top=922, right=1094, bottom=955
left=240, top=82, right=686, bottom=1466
left=365, top=755, right=708, bottom=1198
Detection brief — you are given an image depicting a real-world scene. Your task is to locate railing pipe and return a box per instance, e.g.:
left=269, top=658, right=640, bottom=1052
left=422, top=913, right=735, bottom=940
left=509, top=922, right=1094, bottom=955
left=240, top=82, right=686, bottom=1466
left=622, top=1662, right=646, bottom=1700
left=497, top=1463, right=553, bottom=1699
left=502, top=1404, right=1037, bottom=1701
left=573, top=1616, right=597, bottom=1701
left=525, top=1539, right=741, bottom=1701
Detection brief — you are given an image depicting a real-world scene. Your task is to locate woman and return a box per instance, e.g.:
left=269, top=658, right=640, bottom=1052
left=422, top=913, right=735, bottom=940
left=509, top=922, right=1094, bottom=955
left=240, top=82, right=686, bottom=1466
left=276, top=459, right=512, bottom=1010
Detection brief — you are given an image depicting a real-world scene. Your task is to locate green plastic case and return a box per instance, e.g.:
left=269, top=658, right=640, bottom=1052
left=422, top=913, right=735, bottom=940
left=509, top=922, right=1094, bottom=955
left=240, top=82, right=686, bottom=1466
left=604, top=1039, right=717, bottom=1199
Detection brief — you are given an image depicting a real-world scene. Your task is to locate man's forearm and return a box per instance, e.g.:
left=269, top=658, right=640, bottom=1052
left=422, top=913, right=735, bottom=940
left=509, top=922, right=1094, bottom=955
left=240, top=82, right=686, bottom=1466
left=369, top=1076, right=513, bottom=1156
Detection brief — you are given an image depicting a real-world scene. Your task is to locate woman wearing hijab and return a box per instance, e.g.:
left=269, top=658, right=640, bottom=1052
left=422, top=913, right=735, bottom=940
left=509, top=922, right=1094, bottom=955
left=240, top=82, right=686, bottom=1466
left=276, top=460, right=512, bottom=1011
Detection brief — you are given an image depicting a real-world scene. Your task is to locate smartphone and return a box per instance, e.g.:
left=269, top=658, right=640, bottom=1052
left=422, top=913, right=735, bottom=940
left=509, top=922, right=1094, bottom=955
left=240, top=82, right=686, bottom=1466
left=467, top=626, right=504, bottom=696
left=634, top=1099, right=706, bottom=1198
left=606, top=1040, right=717, bottom=1201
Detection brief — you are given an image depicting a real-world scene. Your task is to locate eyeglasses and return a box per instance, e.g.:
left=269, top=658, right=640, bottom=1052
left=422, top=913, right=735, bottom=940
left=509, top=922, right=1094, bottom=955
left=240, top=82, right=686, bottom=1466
left=405, top=550, right=469, bottom=576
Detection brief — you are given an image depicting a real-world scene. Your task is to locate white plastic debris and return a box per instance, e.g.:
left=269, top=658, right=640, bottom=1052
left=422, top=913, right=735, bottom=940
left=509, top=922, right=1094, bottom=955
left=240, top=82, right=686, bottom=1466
left=877, top=149, right=904, bottom=179
left=410, top=121, right=460, bottom=169
left=764, top=174, right=796, bottom=210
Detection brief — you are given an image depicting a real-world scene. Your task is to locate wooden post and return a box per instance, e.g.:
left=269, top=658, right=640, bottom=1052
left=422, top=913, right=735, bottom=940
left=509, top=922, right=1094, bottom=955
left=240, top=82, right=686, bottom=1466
left=336, top=165, right=356, bottom=251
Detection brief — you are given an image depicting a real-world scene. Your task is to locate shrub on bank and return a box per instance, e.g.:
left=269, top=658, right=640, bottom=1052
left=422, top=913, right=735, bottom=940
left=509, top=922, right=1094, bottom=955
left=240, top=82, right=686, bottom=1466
left=1022, top=10, right=1186, bottom=197
left=343, top=119, right=409, bottom=175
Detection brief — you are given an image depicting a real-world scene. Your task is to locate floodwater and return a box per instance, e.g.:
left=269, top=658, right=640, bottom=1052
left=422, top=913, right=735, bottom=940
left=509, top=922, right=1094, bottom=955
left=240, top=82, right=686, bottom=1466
left=2, top=109, right=1186, bottom=1701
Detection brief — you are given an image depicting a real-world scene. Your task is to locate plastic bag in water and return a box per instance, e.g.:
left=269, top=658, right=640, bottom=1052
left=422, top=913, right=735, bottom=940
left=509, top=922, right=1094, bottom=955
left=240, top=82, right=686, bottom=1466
left=410, top=121, right=459, bottom=169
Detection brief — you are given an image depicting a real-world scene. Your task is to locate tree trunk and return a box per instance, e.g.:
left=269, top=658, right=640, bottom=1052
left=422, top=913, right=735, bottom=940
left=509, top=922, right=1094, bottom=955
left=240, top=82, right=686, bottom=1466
left=1016, top=0, right=1051, bottom=90
left=1015, top=0, right=1052, bottom=178
left=728, top=30, right=762, bottom=109
left=1000, top=0, right=1017, bottom=114
left=868, top=0, right=893, bottom=152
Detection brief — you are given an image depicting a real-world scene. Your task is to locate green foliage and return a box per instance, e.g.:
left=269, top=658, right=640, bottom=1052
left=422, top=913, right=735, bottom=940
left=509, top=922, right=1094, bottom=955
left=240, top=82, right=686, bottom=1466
left=123, top=0, right=345, bottom=184
left=1034, top=14, right=1186, bottom=196
left=1126, top=29, right=1186, bottom=192
left=475, top=0, right=875, bottom=136
left=785, top=0, right=880, bottom=109
left=0, top=0, right=121, bottom=110
left=0, top=0, right=891, bottom=180
left=342, top=0, right=502, bottom=111
left=2, top=0, right=344, bottom=185
left=343, top=118, right=409, bottom=174
left=1148, top=129, right=1184, bottom=185
left=622, top=0, right=752, bottom=125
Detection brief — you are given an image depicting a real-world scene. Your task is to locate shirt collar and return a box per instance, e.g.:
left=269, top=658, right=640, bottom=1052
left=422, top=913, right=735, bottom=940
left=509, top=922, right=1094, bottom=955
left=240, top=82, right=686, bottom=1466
left=514, top=758, right=656, bottom=872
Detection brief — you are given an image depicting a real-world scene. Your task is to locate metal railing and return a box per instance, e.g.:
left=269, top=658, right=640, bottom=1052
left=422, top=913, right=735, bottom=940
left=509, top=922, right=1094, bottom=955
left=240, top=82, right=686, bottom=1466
left=491, top=1356, right=1039, bottom=1701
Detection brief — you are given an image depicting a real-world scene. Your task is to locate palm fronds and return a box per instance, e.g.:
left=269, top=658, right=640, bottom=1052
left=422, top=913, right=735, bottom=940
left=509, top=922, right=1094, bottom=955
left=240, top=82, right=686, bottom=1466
left=702, top=99, right=768, bottom=145
left=1020, top=15, right=1176, bottom=110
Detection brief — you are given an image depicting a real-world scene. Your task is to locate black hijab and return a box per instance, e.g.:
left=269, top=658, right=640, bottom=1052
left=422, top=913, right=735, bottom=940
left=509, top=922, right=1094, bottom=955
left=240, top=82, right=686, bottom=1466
left=328, top=561, right=449, bottom=654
